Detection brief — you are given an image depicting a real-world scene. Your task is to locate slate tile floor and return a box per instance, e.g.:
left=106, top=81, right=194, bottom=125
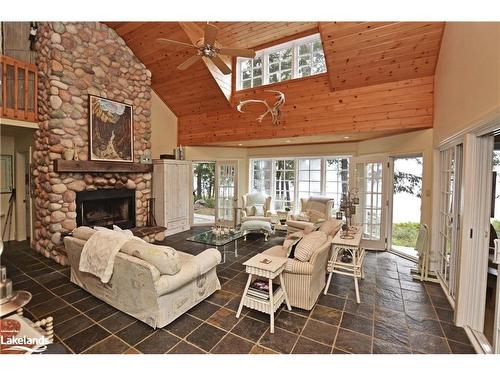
left=2, top=227, right=475, bottom=354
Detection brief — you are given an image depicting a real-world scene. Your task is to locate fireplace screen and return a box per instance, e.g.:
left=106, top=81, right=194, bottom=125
left=76, top=189, right=135, bottom=229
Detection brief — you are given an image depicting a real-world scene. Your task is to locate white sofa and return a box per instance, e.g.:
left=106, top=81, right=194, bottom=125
left=63, top=227, right=221, bottom=328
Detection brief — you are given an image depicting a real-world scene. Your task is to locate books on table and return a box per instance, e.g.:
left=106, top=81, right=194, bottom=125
left=247, top=279, right=281, bottom=300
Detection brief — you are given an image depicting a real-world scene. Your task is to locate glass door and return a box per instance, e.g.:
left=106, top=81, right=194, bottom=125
left=437, top=144, right=463, bottom=300
left=192, top=161, right=216, bottom=226
left=215, top=161, right=238, bottom=227
left=388, top=156, right=423, bottom=261
left=353, top=155, right=389, bottom=250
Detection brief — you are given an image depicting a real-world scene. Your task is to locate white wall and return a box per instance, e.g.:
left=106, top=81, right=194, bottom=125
left=434, top=22, right=500, bottom=145
left=151, top=90, right=178, bottom=159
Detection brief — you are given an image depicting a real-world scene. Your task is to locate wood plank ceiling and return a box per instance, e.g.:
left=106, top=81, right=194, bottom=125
left=106, top=21, right=445, bottom=146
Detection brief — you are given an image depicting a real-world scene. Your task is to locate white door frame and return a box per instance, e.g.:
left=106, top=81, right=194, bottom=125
left=190, top=160, right=216, bottom=227
left=351, top=154, right=390, bottom=251
left=215, top=160, right=238, bottom=227
left=387, top=153, right=424, bottom=262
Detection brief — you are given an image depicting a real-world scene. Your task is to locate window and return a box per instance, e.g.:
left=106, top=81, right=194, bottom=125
left=325, top=158, right=350, bottom=212
left=240, top=56, right=263, bottom=89
left=298, top=158, right=322, bottom=199
left=251, top=160, right=272, bottom=195
left=274, top=159, right=295, bottom=210
left=237, top=34, right=327, bottom=90
left=249, top=156, right=350, bottom=214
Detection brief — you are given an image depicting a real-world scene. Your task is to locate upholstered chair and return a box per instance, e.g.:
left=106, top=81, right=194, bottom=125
left=261, top=219, right=343, bottom=310
left=240, top=192, right=273, bottom=223
left=286, top=196, right=334, bottom=234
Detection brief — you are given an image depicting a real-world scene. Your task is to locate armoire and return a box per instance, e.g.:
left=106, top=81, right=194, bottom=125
left=153, top=159, right=191, bottom=236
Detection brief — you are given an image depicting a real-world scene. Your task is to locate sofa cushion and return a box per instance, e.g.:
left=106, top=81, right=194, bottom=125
left=294, top=231, right=328, bottom=262
left=121, top=240, right=181, bottom=276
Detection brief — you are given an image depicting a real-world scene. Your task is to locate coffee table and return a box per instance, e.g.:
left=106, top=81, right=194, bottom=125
left=186, top=229, right=247, bottom=264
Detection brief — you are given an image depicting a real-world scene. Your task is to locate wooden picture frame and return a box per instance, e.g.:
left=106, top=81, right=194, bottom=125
left=0, top=155, right=13, bottom=193
left=89, top=95, right=133, bottom=162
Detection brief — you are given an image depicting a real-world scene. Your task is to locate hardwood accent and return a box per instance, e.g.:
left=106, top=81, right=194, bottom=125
left=106, top=22, right=320, bottom=116
left=319, top=22, right=445, bottom=91
left=0, top=54, right=38, bottom=122
left=54, top=160, right=153, bottom=173
left=107, top=22, right=232, bottom=117
left=194, top=22, right=318, bottom=49
left=178, top=75, right=434, bottom=145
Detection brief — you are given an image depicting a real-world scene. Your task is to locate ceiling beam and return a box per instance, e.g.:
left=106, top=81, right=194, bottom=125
left=178, top=22, right=232, bottom=102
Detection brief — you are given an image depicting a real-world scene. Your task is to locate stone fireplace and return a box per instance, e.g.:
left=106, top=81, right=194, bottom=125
left=76, top=189, right=136, bottom=229
left=32, top=22, right=153, bottom=264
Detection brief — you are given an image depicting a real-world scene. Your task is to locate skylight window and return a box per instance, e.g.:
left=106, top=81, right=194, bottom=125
left=237, top=33, right=327, bottom=91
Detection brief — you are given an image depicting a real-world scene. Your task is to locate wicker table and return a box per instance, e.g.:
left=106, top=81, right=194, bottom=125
left=236, top=254, right=291, bottom=333
left=324, top=226, right=365, bottom=303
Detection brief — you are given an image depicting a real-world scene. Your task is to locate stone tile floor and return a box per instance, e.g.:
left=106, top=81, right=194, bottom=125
left=1, top=227, right=475, bottom=354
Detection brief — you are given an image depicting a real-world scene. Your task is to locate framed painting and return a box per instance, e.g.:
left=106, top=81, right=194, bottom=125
left=89, top=95, right=133, bottom=162
left=0, top=155, right=13, bottom=193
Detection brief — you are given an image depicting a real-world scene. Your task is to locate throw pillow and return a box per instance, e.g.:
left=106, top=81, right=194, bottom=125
left=253, top=204, right=265, bottom=216
left=308, top=209, right=325, bottom=223
left=121, top=240, right=181, bottom=275
left=319, top=219, right=343, bottom=237
left=245, top=206, right=255, bottom=216
left=294, top=231, right=328, bottom=262
left=296, top=212, right=310, bottom=222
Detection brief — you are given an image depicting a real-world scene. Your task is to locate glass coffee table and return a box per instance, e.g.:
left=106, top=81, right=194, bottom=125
left=186, top=229, right=247, bottom=264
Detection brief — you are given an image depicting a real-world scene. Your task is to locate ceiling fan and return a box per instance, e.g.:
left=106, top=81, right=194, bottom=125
left=157, top=23, right=256, bottom=75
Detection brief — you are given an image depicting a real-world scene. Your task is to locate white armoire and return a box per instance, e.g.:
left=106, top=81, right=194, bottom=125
left=153, top=159, right=191, bottom=236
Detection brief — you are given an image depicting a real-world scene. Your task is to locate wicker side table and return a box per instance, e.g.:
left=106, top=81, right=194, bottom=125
left=324, top=226, right=365, bottom=303
left=236, top=254, right=291, bottom=333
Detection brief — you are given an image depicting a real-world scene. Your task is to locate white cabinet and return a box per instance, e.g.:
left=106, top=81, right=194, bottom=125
left=153, top=160, right=191, bottom=236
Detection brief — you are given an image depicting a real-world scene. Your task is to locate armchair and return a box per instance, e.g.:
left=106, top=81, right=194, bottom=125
left=261, top=219, right=342, bottom=310
left=240, top=192, right=273, bottom=223
left=286, top=196, right=334, bottom=234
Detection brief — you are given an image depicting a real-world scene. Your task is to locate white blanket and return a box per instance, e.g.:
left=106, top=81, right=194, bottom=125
left=79, top=228, right=134, bottom=283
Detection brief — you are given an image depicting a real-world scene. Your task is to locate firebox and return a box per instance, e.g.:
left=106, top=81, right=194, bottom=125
left=76, top=189, right=136, bottom=229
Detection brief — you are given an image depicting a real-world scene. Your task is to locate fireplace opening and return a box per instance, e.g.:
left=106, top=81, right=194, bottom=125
left=76, top=189, right=136, bottom=229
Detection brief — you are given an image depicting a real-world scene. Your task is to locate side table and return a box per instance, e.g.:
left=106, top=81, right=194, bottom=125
left=324, top=226, right=365, bottom=303
left=236, top=254, right=291, bottom=333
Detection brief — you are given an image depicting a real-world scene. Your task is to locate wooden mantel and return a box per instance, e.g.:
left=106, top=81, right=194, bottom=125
left=54, top=160, right=153, bottom=173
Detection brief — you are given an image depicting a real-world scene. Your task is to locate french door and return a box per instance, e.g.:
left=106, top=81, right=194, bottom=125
left=436, top=144, right=463, bottom=300
left=352, top=155, right=390, bottom=250
left=215, top=161, right=238, bottom=227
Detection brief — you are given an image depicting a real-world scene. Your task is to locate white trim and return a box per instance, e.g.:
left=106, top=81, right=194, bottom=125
left=437, top=107, right=500, bottom=149
left=236, top=33, right=326, bottom=91
left=455, top=134, right=493, bottom=330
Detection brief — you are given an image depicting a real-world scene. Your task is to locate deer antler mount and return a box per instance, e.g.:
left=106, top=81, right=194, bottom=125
left=236, top=90, right=285, bottom=126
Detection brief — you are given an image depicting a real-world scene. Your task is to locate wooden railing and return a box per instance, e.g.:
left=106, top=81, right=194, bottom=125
left=0, top=55, right=38, bottom=122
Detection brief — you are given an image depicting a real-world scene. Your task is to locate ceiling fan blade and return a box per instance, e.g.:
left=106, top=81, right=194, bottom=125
left=219, top=47, right=256, bottom=59
left=209, top=54, right=232, bottom=75
left=157, top=38, right=197, bottom=49
left=177, top=55, right=202, bottom=70
left=204, top=23, right=218, bottom=46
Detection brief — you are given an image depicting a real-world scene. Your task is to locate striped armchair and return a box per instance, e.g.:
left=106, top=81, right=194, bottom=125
left=261, top=219, right=342, bottom=310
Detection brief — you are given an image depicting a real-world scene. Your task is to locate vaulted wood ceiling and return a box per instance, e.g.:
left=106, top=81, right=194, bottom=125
left=106, top=22, right=445, bottom=146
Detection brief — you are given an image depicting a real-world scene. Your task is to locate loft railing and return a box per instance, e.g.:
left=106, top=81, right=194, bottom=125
left=0, top=55, right=38, bottom=122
